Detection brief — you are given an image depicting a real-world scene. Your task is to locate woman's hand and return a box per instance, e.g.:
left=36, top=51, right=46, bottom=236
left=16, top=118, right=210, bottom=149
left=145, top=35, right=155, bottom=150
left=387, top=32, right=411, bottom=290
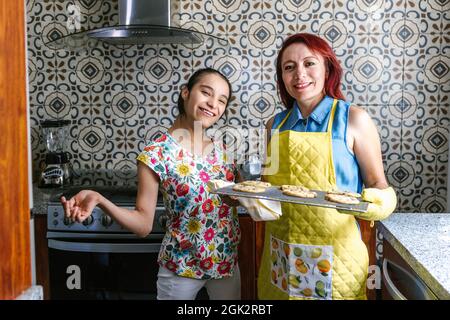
left=337, top=186, right=397, bottom=221
left=60, top=190, right=101, bottom=223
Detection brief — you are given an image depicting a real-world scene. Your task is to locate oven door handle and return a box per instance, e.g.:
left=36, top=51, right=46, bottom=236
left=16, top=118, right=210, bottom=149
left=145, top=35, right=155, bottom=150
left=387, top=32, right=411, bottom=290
left=48, top=239, right=161, bottom=253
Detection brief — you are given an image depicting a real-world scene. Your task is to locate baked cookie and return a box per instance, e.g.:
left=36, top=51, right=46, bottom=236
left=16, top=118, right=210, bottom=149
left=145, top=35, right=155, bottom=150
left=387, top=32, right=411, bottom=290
left=325, top=193, right=360, bottom=205
left=232, top=184, right=267, bottom=193
left=327, top=189, right=361, bottom=198
left=282, top=189, right=317, bottom=198
left=281, top=185, right=310, bottom=192
left=241, top=180, right=272, bottom=188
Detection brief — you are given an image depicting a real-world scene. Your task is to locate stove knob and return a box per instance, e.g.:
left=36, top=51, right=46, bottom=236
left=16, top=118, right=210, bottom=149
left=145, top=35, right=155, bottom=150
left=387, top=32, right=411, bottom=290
left=101, top=214, right=113, bottom=227
left=82, top=216, right=94, bottom=226
left=63, top=216, right=74, bottom=226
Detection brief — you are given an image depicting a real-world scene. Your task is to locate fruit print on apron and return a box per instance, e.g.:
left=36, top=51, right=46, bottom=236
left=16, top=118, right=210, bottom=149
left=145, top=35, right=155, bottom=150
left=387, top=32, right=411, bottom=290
left=270, top=235, right=333, bottom=300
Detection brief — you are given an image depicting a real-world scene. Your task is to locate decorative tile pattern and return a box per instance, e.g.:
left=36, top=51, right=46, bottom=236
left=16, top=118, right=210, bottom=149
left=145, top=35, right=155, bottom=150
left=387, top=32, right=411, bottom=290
left=26, top=0, right=450, bottom=212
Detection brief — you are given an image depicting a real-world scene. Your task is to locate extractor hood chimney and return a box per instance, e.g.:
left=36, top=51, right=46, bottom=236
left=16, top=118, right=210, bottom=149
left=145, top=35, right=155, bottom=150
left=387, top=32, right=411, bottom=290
left=45, top=0, right=227, bottom=49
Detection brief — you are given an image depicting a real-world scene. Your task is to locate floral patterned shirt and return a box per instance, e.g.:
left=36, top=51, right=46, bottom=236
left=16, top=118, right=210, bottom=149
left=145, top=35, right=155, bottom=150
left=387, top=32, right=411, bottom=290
left=136, top=132, right=240, bottom=280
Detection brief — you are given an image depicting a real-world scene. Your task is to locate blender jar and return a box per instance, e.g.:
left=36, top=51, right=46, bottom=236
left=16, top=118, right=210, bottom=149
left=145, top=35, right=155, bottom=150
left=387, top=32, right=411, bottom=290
left=39, top=120, right=72, bottom=187
left=40, top=120, right=70, bottom=153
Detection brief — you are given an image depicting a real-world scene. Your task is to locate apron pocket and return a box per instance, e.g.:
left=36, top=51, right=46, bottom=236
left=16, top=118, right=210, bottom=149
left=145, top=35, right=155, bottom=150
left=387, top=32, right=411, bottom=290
left=270, top=235, right=333, bottom=300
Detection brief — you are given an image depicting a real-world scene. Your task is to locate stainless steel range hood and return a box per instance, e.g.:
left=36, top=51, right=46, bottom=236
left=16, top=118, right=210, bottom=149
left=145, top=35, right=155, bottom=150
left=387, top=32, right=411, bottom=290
left=45, top=0, right=227, bottom=49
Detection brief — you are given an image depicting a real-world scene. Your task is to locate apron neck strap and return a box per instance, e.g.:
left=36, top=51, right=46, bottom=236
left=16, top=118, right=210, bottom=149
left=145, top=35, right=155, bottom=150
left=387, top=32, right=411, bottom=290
left=276, top=108, right=293, bottom=130
left=277, top=98, right=339, bottom=132
left=326, top=99, right=338, bottom=133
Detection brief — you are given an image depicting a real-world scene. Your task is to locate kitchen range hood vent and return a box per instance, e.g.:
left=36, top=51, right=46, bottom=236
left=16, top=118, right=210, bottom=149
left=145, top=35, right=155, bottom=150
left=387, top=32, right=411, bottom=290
left=45, top=0, right=227, bottom=49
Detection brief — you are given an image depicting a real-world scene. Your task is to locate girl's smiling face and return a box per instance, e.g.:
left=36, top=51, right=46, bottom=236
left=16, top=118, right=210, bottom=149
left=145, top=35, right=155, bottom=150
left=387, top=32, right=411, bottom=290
left=181, top=73, right=230, bottom=129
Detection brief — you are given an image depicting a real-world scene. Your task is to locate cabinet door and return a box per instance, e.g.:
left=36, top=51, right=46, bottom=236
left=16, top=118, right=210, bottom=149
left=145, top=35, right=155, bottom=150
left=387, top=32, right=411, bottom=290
left=358, top=219, right=377, bottom=300
left=238, top=216, right=256, bottom=300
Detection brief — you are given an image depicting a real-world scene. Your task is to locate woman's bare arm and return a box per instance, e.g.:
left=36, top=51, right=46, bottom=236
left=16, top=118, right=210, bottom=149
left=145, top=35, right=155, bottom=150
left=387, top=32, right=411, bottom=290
left=348, top=106, right=389, bottom=189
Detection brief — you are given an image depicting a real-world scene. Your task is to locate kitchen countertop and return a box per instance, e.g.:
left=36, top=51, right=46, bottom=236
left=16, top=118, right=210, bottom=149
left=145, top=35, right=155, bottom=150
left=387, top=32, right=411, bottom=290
left=31, top=184, right=60, bottom=215
left=378, top=213, right=450, bottom=299
left=32, top=170, right=139, bottom=215
left=16, top=285, right=43, bottom=300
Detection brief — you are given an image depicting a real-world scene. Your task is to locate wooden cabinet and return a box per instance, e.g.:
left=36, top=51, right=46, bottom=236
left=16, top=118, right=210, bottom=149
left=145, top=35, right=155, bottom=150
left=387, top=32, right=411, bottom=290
left=237, top=216, right=266, bottom=300
left=237, top=215, right=257, bottom=299
left=358, top=219, right=377, bottom=300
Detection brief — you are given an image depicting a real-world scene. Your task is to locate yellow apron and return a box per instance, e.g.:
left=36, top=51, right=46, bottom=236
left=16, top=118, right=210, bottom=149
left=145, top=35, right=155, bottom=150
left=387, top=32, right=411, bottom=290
left=258, top=99, right=368, bottom=300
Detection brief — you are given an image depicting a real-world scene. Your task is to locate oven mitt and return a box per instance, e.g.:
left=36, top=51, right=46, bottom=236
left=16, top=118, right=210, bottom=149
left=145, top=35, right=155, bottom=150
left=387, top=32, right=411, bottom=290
left=236, top=197, right=282, bottom=221
left=207, top=179, right=235, bottom=192
left=338, top=186, right=397, bottom=221
left=207, top=179, right=282, bottom=221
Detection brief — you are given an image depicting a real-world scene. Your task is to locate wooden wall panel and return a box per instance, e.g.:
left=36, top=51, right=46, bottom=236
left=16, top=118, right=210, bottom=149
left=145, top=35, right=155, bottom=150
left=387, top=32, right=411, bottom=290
left=0, top=0, right=31, bottom=299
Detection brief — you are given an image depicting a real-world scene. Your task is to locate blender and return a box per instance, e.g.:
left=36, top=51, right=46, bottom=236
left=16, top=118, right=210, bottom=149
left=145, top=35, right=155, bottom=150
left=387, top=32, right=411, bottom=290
left=38, top=120, right=72, bottom=188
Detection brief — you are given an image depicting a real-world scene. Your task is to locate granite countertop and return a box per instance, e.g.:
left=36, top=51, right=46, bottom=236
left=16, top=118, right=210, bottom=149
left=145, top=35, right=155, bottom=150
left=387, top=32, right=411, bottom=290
left=31, top=170, right=140, bottom=215
left=32, top=185, right=62, bottom=215
left=378, top=213, right=450, bottom=300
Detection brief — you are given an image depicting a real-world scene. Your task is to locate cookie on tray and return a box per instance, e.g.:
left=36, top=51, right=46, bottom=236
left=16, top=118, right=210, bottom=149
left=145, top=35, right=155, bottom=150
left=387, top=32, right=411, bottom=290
left=325, top=193, right=360, bottom=205
left=280, top=184, right=310, bottom=192
left=327, top=189, right=361, bottom=198
left=282, top=189, right=317, bottom=198
left=241, top=180, right=272, bottom=188
left=232, top=184, right=267, bottom=193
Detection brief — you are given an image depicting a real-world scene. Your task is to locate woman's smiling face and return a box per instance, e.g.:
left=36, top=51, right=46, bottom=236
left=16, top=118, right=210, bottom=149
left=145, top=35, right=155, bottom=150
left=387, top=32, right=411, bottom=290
left=281, top=42, right=327, bottom=107
left=181, top=73, right=230, bottom=128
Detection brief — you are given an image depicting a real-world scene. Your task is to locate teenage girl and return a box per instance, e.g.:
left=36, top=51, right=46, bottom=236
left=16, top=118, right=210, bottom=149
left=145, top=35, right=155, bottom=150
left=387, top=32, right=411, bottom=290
left=61, top=68, right=241, bottom=300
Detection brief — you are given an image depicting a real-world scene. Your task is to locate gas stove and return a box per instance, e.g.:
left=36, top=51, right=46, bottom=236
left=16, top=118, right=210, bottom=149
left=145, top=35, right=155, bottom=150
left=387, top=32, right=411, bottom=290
left=47, top=186, right=167, bottom=235
left=46, top=184, right=167, bottom=300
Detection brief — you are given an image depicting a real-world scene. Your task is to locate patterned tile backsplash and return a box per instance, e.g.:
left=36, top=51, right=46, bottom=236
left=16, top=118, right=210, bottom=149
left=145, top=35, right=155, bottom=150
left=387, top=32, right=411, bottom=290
left=26, top=0, right=450, bottom=212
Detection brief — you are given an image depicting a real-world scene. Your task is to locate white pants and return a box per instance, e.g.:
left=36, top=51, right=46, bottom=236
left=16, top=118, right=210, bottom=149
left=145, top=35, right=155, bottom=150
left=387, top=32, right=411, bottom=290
left=156, top=265, right=241, bottom=300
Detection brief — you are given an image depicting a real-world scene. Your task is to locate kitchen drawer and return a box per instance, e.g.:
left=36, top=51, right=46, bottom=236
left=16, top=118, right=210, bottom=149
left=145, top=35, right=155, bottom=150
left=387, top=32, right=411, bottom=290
left=382, top=239, right=438, bottom=300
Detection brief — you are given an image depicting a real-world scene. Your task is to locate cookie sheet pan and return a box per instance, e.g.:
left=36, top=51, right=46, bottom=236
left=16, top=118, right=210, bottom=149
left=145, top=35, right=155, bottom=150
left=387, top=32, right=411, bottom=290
left=211, top=185, right=369, bottom=213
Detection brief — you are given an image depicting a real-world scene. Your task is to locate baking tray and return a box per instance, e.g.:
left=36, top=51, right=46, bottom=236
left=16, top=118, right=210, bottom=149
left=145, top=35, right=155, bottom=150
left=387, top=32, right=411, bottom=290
left=211, top=185, right=369, bottom=213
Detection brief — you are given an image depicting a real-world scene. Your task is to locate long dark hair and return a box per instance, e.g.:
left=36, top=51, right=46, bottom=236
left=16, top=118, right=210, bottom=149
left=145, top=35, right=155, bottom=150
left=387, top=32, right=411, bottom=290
left=276, top=33, right=346, bottom=109
left=177, top=68, right=232, bottom=116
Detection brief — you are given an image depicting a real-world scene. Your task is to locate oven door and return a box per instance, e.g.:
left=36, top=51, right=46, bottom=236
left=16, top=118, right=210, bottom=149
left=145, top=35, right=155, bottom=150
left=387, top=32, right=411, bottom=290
left=47, top=232, right=163, bottom=300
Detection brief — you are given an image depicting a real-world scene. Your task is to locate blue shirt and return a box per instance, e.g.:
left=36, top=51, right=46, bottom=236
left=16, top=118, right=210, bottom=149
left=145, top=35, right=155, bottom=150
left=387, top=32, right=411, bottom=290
left=271, top=96, right=363, bottom=193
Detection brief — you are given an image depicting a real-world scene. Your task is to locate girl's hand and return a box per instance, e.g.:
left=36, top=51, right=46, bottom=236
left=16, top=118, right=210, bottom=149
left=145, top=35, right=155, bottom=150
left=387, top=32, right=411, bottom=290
left=220, top=195, right=240, bottom=207
left=60, top=190, right=100, bottom=223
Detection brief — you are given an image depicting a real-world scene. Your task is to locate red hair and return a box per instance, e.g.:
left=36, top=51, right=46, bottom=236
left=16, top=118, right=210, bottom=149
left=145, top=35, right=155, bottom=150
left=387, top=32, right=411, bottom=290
left=276, top=33, right=346, bottom=109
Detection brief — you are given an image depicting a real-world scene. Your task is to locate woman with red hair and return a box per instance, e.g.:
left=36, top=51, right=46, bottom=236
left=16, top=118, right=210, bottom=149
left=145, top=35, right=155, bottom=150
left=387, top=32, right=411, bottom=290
left=259, top=33, right=397, bottom=300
